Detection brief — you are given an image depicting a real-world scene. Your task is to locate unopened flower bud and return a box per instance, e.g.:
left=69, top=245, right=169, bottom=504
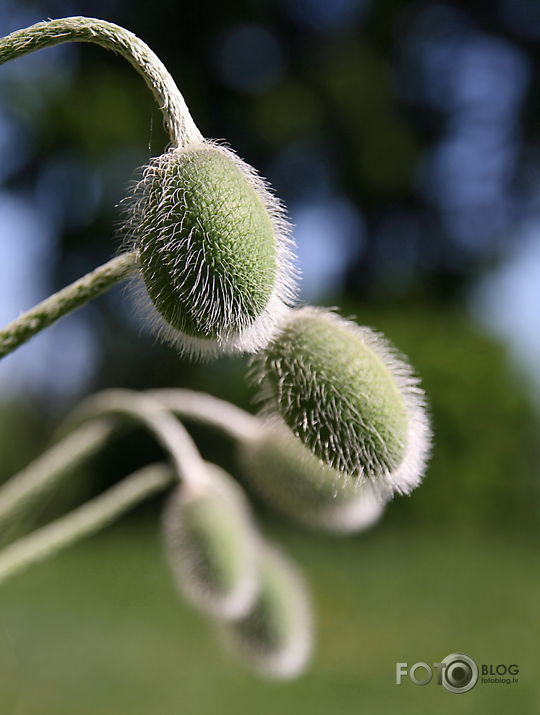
left=124, top=141, right=296, bottom=359
left=238, top=423, right=385, bottom=532
left=162, top=463, right=258, bottom=619
left=251, top=307, right=431, bottom=496
left=224, top=544, right=312, bottom=679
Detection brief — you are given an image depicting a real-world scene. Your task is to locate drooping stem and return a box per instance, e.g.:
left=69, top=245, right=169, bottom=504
left=0, top=418, right=115, bottom=533
left=0, top=390, right=209, bottom=537
left=0, top=251, right=138, bottom=360
left=0, top=462, right=173, bottom=585
left=148, top=388, right=263, bottom=442
left=66, top=390, right=209, bottom=490
left=0, top=16, right=207, bottom=357
left=0, top=16, right=203, bottom=148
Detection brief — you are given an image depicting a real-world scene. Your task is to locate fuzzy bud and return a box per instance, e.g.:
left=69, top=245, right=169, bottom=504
left=123, top=141, right=296, bottom=360
left=162, top=463, right=258, bottom=619
left=223, top=544, right=312, bottom=679
left=251, top=307, right=431, bottom=496
left=238, top=422, right=385, bottom=532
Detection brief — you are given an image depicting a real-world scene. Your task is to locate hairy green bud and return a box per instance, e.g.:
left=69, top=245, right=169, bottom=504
left=162, top=463, right=258, bottom=619
left=251, top=307, right=431, bottom=496
left=124, top=141, right=296, bottom=359
left=224, top=544, right=312, bottom=679
left=238, top=423, right=385, bottom=532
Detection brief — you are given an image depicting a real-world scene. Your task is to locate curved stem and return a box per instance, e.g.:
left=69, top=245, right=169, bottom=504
left=0, top=463, right=173, bottom=585
left=0, top=16, right=202, bottom=148
left=147, top=388, right=263, bottom=442
left=0, top=418, right=115, bottom=533
left=0, top=388, right=265, bottom=539
left=0, top=251, right=138, bottom=360
left=64, top=390, right=209, bottom=491
left=0, top=390, right=210, bottom=536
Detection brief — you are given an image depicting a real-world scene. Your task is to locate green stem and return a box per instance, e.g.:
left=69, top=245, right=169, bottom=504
left=0, top=418, right=116, bottom=534
left=0, top=16, right=202, bottom=148
left=0, top=390, right=209, bottom=537
left=0, top=251, right=137, bottom=359
left=66, top=390, right=208, bottom=490
left=0, top=463, right=173, bottom=585
left=148, top=388, right=262, bottom=441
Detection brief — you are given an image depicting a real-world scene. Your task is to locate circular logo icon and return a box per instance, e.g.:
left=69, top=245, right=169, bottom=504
left=441, top=653, right=479, bottom=694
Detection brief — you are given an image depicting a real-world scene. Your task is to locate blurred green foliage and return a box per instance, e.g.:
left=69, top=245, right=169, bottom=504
left=1, top=1, right=539, bottom=711
left=0, top=521, right=537, bottom=714
left=350, top=303, right=540, bottom=530
left=2, top=302, right=537, bottom=534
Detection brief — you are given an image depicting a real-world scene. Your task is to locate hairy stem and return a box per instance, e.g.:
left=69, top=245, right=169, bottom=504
left=0, top=390, right=209, bottom=536
left=0, top=16, right=202, bottom=148
left=0, top=418, right=115, bottom=534
left=0, top=251, right=137, bottom=360
left=0, top=463, right=173, bottom=585
left=148, top=388, right=263, bottom=442
left=66, top=390, right=208, bottom=490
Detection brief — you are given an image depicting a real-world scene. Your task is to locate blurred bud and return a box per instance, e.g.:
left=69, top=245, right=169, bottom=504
left=162, top=463, right=258, bottom=619
left=238, top=422, right=385, bottom=532
left=251, top=307, right=431, bottom=496
left=224, top=543, right=313, bottom=679
left=123, top=141, right=297, bottom=360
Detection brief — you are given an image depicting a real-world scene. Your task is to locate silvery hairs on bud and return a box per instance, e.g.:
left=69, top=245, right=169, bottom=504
left=250, top=306, right=431, bottom=497
left=238, top=419, right=386, bottom=533
left=223, top=543, right=313, bottom=679
left=121, top=140, right=297, bottom=360
left=162, top=462, right=258, bottom=620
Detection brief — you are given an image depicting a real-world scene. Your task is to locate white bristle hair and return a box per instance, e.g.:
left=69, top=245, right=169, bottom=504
left=222, top=542, right=313, bottom=679
left=250, top=306, right=432, bottom=498
left=238, top=418, right=387, bottom=533
left=162, top=462, right=259, bottom=620
left=120, top=140, right=298, bottom=362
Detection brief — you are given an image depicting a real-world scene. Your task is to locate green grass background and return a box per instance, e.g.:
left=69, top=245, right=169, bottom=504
left=0, top=310, right=537, bottom=713
left=0, top=514, right=537, bottom=715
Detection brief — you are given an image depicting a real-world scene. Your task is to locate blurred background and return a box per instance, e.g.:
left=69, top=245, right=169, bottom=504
left=0, top=0, right=539, bottom=713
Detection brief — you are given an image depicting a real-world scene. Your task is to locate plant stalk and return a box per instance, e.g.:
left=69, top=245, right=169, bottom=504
left=0, top=418, right=115, bottom=534
left=148, top=388, right=262, bottom=442
left=0, top=251, right=137, bottom=360
left=66, top=390, right=209, bottom=490
left=0, top=16, right=202, bottom=148
left=0, top=463, right=173, bottom=585
left=0, top=390, right=209, bottom=536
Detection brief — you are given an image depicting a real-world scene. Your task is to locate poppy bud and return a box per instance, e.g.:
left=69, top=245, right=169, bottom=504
left=238, top=423, right=385, bottom=532
left=224, top=544, right=312, bottom=679
left=124, top=141, right=296, bottom=360
left=162, top=462, right=258, bottom=619
left=251, top=307, right=431, bottom=496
